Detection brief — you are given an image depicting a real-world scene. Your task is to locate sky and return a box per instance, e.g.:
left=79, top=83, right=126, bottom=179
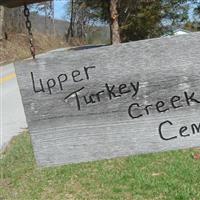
left=54, top=0, right=68, bottom=20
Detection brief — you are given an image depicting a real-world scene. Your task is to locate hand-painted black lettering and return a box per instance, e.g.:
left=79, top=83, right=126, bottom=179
left=84, top=66, right=96, bottom=80
left=57, top=74, right=68, bottom=90
left=156, top=101, right=169, bottom=113
left=72, top=70, right=83, bottom=82
left=105, top=84, right=121, bottom=100
left=128, top=103, right=143, bottom=119
left=159, top=120, right=177, bottom=141
left=179, top=126, right=190, bottom=137
left=96, top=90, right=105, bottom=102
left=191, top=123, right=200, bottom=134
left=64, top=87, right=85, bottom=111
left=119, top=84, right=131, bottom=95
left=83, top=95, right=96, bottom=104
left=31, top=72, right=45, bottom=93
left=184, top=92, right=200, bottom=106
left=171, top=95, right=183, bottom=109
left=144, top=104, right=153, bottom=115
left=47, top=79, right=56, bottom=95
left=130, top=82, right=139, bottom=97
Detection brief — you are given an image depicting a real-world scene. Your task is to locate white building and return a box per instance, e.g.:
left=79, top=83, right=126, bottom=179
left=173, top=29, right=191, bottom=36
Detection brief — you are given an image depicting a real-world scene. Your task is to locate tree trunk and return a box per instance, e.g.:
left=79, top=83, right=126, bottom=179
left=0, top=6, right=4, bottom=40
left=44, top=5, right=47, bottom=33
left=71, top=0, right=75, bottom=37
left=66, top=0, right=75, bottom=42
left=51, top=1, right=56, bottom=37
left=109, top=0, right=120, bottom=44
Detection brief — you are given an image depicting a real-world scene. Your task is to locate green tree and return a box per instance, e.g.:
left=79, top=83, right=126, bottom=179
left=193, top=1, right=200, bottom=20
left=81, top=0, right=120, bottom=44
left=81, top=0, right=194, bottom=42
left=118, top=0, right=163, bottom=41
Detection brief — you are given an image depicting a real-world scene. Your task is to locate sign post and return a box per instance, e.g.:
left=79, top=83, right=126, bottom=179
left=15, top=33, right=200, bottom=166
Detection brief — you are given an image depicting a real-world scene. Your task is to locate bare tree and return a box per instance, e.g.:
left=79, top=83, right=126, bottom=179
left=50, top=0, right=56, bottom=36
left=75, top=1, right=88, bottom=40
left=65, top=0, right=102, bottom=42
left=3, top=7, right=25, bottom=35
left=66, top=0, right=75, bottom=41
left=35, top=2, right=51, bottom=34
left=0, top=6, right=4, bottom=40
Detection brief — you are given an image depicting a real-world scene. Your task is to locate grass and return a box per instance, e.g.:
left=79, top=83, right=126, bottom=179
left=0, top=131, right=200, bottom=200
left=0, top=32, right=68, bottom=64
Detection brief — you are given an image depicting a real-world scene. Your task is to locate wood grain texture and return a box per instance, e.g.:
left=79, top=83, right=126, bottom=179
left=0, top=0, right=50, bottom=8
left=15, top=33, right=200, bottom=167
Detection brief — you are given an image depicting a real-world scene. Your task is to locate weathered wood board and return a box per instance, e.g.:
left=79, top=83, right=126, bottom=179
left=15, top=33, right=200, bottom=167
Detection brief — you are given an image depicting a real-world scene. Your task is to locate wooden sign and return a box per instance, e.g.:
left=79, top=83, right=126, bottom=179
left=15, top=33, right=200, bottom=167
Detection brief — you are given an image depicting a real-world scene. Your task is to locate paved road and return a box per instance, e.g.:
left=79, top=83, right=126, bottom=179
left=0, top=63, right=27, bottom=150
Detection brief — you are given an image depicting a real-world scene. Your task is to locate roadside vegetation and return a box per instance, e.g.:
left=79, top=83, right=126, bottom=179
left=0, top=32, right=69, bottom=64
left=1, top=131, right=200, bottom=200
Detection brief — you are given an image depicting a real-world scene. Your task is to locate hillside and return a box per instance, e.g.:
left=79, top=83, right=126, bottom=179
left=30, top=14, right=110, bottom=44
left=0, top=13, right=110, bottom=64
left=0, top=32, right=67, bottom=64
